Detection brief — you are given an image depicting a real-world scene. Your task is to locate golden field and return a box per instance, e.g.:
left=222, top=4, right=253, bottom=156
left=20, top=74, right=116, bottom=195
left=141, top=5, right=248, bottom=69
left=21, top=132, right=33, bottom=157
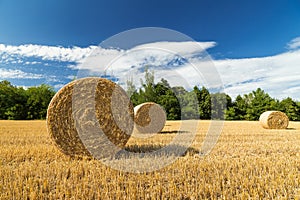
left=0, top=120, right=299, bottom=199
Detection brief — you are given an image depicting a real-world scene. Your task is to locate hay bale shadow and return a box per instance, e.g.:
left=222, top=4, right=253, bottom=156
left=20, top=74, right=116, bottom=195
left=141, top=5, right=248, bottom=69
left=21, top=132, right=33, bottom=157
left=114, top=144, right=199, bottom=159
left=159, top=130, right=189, bottom=134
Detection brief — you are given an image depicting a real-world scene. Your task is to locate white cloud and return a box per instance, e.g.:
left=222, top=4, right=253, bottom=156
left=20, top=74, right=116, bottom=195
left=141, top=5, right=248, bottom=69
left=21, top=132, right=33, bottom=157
left=0, top=44, right=97, bottom=63
left=0, top=41, right=214, bottom=70
left=214, top=50, right=300, bottom=100
left=0, top=69, right=43, bottom=79
left=53, top=83, right=66, bottom=89
left=24, top=61, right=41, bottom=65
left=66, top=75, right=77, bottom=80
left=75, top=41, right=217, bottom=91
left=287, top=37, right=300, bottom=50
left=132, top=41, right=216, bottom=57
left=76, top=47, right=124, bottom=71
left=75, top=41, right=215, bottom=72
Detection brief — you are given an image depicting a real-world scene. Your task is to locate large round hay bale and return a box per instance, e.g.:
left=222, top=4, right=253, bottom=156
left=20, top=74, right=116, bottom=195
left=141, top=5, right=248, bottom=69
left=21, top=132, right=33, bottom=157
left=259, top=111, right=289, bottom=129
left=47, top=77, right=134, bottom=158
left=134, top=102, right=166, bottom=133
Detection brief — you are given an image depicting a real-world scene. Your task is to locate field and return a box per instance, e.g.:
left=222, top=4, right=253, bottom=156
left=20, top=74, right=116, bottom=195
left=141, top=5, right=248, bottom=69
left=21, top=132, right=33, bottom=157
left=0, top=120, right=299, bottom=199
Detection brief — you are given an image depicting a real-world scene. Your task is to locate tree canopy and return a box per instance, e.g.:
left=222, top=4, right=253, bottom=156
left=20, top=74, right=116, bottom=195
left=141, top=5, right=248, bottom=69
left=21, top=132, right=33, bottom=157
left=1, top=75, right=300, bottom=121
left=127, top=70, right=300, bottom=121
left=0, top=81, right=55, bottom=120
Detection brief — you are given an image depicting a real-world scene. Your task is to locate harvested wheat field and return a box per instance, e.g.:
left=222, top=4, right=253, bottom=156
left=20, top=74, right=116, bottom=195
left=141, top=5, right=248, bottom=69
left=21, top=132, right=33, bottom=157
left=0, top=120, right=299, bottom=199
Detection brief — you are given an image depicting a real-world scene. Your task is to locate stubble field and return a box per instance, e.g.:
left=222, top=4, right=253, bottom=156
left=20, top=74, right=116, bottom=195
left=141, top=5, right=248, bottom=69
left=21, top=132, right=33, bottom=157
left=0, top=120, right=299, bottom=199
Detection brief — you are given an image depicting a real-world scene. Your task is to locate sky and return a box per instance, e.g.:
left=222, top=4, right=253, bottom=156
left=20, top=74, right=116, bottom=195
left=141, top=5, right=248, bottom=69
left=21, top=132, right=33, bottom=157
left=0, top=0, right=300, bottom=100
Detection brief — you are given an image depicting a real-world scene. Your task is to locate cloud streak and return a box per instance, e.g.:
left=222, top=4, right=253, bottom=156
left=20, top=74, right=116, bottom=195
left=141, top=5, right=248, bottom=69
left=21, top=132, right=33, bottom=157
left=215, top=49, right=300, bottom=99
left=74, top=41, right=218, bottom=91
left=287, top=37, right=300, bottom=50
left=0, top=68, right=43, bottom=79
left=0, top=44, right=97, bottom=63
left=76, top=41, right=215, bottom=72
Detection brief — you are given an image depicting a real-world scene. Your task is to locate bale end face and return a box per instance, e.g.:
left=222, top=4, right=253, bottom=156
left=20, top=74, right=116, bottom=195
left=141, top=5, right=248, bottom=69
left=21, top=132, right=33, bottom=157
left=134, top=102, right=166, bottom=134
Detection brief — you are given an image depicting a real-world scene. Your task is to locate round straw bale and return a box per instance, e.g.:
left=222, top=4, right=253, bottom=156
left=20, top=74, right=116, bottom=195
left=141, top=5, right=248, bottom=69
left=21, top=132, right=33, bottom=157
left=134, top=102, right=166, bottom=133
left=47, top=77, right=134, bottom=158
left=259, top=111, right=289, bottom=129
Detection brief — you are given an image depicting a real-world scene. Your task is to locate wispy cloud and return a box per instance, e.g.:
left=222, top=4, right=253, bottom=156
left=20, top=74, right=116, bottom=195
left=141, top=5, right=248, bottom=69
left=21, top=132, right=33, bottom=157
left=0, top=44, right=97, bottom=63
left=215, top=49, right=300, bottom=99
left=286, top=36, right=300, bottom=50
left=75, top=41, right=217, bottom=90
left=76, top=41, right=215, bottom=72
left=0, top=68, right=43, bottom=79
left=131, top=41, right=216, bottom=57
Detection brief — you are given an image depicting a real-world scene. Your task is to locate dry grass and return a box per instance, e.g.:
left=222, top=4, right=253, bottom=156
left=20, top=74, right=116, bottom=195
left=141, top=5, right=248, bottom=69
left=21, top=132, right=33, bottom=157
left=0, top=120, right=299, bottom=199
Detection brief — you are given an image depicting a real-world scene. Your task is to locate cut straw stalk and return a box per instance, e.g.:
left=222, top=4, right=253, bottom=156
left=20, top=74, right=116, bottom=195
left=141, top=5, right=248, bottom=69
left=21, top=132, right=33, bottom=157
left=259, top=111, right=289, bottom=129
left=47, top=77, right=134, bottom=158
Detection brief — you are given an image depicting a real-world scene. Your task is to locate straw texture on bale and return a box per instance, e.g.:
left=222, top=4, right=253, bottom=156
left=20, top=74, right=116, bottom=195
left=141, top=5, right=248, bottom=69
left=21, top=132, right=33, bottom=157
left=134, top=102, right=166, bottom=133
left=47, top=77, right=134, bottom=158
left=259, top=111, right=289, bottom=129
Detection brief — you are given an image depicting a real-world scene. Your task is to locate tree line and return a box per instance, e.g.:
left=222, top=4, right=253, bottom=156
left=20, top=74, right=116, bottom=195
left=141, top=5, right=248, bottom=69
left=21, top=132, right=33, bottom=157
left=0, top=73, right=299, bottom=121
left=0, top=80, right=55, bottom=120
left=127, top=69, right=300, bottom=121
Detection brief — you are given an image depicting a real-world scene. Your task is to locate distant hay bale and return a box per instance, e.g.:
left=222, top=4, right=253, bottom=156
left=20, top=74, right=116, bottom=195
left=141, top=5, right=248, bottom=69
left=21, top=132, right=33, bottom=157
left=134, top=102, right=166, bottom=133
left=47, top=77, right=134, bottom=158
left=259, top=111, right=289, bottom=129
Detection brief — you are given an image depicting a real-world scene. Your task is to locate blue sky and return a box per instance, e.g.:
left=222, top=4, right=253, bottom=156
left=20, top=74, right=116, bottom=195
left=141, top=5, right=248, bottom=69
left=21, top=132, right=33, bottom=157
left=0, top=0, right=300, bottom=99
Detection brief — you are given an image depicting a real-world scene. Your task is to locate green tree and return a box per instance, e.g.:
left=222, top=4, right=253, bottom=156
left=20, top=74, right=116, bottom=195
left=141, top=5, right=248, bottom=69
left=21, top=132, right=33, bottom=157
left=0, top=81, right=28, bottom=119
left=26, top=84, right=56, bottom=119
left=278, top=97, right=300, bottom=121
left=157, top=89, right=181, bottom=120
left=172, top=86, right=187, bottom=96
left=211, top=93, right=230, bottom=120
left=5, top=87, right=28, bottom=120
left=226, top=95, right=248, bottom=120
left=194, top=86, right=211, bottom=119
left=180, top=91, right=199, bottom=119
left=244, top=88, right=276, bottom=120
left=139, top=67, right=156, bottom=102
left=155, top=79, right=181, bottom=120
left=126, top=78, right=136, bottom=97
left=0, top=80, right=15, bottom=119
left=154, top=78, right=171, bottom=96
